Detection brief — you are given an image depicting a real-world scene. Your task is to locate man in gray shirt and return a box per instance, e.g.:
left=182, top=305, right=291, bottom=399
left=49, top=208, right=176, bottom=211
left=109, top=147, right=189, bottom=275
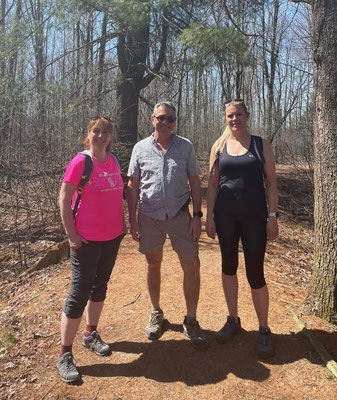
left=127, top=101, right=207, bottom=349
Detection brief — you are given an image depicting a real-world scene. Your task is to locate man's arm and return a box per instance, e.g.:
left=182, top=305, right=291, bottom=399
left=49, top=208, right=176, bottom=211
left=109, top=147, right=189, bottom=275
left=188, top=175, right=202, bottom=242
left=127, top=176, right=141, bottom=241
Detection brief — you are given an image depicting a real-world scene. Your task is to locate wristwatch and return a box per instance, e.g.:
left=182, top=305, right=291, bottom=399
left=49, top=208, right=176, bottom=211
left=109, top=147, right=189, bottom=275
left=268, top=212, right=279, bottom=218
left=193, top=211, right=203, bottom=218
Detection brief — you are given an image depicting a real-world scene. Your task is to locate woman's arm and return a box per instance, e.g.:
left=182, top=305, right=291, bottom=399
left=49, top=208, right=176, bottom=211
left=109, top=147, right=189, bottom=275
left=262, top=139, right=279, bottom=241
left=59, top=182, right=88, bottom=250
left=206, top=144, right=220, bottom=239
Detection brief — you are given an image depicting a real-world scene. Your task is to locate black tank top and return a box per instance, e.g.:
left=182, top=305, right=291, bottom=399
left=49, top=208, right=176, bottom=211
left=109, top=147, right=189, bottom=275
left=214, top=135, right=268, bottom=218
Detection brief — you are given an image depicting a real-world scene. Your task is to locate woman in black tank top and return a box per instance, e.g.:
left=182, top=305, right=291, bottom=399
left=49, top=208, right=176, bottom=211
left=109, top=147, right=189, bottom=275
left=206, top=99, right=279, bottom=358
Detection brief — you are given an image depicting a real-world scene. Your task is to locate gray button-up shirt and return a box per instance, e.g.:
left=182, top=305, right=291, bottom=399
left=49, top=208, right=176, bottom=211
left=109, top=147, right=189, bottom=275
left=128, top=133, right=200, bottom=220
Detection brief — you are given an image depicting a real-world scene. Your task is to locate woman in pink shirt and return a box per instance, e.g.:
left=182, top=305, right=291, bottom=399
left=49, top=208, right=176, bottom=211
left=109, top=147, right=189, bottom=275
left=57, top=117, right=125, bottom=383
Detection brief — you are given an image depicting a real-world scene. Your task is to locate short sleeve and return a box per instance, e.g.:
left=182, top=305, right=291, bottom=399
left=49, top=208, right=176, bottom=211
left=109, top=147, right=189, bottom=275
left=186, top=143, right=200, bottom=177
left=127, top=144, right=141, bottom=179
left=63, top=154, right=85, bottom=187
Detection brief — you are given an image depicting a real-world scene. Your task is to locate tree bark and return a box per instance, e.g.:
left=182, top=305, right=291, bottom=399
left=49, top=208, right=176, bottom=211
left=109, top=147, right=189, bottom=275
left=311, top=0, right=337, bottom=324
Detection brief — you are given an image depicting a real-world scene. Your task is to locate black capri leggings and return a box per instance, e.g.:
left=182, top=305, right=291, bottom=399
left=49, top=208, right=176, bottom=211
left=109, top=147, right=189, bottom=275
left=215, top=215, right=267, bottom=289
left=63, top=233, right=125, bottom=319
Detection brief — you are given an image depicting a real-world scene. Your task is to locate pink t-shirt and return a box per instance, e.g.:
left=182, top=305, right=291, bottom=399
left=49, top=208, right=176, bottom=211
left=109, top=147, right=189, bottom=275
left=63, top=153, right=124, bottom=241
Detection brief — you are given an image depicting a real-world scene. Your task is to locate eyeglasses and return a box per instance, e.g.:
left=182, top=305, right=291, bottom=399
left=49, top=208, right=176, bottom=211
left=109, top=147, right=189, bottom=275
left=153, top=115, right=176, bottom=123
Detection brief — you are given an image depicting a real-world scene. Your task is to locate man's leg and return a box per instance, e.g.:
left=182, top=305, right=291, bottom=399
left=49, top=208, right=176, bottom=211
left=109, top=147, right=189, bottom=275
left=144, top=251, right=165, bottom=340
left=145, top=251, right=163, bottom=309
left=180, top=256, right=208, bottom=349
left=179, top=256, right=200, bottom=318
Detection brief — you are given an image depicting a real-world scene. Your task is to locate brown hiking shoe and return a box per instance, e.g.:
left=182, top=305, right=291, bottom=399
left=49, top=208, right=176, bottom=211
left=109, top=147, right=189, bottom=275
left=145, top=309, right=164, bottom=340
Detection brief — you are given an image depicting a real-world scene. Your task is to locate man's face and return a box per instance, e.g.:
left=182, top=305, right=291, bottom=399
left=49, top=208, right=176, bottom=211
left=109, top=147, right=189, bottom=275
left=151, top=105, right=176, bottom=134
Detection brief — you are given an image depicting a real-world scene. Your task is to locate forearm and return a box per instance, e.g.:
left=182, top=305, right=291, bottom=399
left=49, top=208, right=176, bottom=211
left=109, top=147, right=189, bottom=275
left=127, top=179, right=139, bottom=223
left=206, top=181, right=218, bottom=220
left=59, top=184, right=77, bottom=237
left=189, top=176, right=202, bottom=212
left=266, top=181, right=278, bottom=213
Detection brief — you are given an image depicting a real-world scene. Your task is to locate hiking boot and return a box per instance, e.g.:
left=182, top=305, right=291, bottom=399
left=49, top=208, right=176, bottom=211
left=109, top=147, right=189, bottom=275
left=145, top=309, right=164, bottom=340
left=82, top=330, right=110, bottom=356
left=183, top=317, right=208, bottom=349
left=216, top=316, right=241, bottom=344
left=56, top=352, right=80, bottom=383
left=257, top=327, right=274, bottom=358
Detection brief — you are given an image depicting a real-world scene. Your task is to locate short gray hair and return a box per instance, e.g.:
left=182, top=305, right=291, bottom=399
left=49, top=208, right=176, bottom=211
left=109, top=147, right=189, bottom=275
left=152, top=101, right=176, bottom=115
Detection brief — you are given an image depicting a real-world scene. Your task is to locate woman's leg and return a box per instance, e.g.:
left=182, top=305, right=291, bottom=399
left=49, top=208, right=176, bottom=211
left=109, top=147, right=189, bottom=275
left=88, top=234, right=124, bottom=329
left=251, top=285, right=269, bottom=328
left=60, top=312, right=82, bottom=347
left=216, top=216, right=240, bottom=320
left=241, top=216, right=268, bottom=327
left=222, top=273, right=239, bottom=322
left=61, top=243, right=101, bottom=348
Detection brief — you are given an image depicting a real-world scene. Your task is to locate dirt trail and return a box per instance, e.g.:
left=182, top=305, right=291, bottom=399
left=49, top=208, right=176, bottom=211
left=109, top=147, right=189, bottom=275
left=1, top=220, right=337, bottom=400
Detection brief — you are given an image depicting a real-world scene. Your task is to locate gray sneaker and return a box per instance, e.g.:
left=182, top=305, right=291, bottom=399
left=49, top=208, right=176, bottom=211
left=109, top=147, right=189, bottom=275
left=56, top=352, right=80, bottom=383
left=183, top=317, right=208, bottom=349
left=145, top=309, right=164, bottom=340
left=216, top=316, right=241, bottom=344
left=82, top=330, right=110, bottom=356
left=257, top=327, right=274, bottom=358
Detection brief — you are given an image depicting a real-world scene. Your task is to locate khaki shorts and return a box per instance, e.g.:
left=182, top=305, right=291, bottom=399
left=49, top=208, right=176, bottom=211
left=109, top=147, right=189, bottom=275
left=138, top=209, right=199, bottom=258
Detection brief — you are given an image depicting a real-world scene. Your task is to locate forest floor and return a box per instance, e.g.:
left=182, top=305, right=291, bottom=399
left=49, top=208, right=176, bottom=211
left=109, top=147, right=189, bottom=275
left=1, top=166, right=337, bottom=400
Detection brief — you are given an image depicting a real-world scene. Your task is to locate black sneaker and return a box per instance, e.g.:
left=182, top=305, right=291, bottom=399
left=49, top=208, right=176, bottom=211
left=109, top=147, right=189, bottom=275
left=82, top=330, right=110, bottom=356
left=183, top=317, right=208, bottom=349
left=145, top=309, right=164, bottom=340
left=216, top=316, right=241, bottom=344
left=56, top=352, right=80, bottom=383
left=257, top=327, right=274, bottom=358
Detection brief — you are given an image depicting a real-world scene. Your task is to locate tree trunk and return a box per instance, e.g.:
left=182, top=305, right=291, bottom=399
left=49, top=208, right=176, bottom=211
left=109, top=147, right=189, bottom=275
left=311, top=0, right=337, bottom=324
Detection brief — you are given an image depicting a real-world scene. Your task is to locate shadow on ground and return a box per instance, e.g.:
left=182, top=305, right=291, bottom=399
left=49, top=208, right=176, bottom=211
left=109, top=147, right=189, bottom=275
left=77, top=323, right=336, bottom=386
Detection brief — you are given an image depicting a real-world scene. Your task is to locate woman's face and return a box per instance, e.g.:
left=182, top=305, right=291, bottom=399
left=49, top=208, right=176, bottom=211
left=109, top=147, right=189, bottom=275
left=225, top=105, right=249, bottom=132
left=87, top=122, right=111, bottom=151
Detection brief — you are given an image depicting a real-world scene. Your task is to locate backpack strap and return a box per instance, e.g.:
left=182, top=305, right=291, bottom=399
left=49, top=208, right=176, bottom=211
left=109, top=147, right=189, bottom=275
left=72, top=150, right=93, bottom=218
left=108, top=151, right=121, bottom=172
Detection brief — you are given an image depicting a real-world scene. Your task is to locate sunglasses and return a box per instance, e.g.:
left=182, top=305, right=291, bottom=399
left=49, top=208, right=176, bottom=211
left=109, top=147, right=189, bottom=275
left=91, top=116, right=113, bottom=123
left=153, top=115, right=176, bottom=123
left=224, top=98, right=245, bottom=105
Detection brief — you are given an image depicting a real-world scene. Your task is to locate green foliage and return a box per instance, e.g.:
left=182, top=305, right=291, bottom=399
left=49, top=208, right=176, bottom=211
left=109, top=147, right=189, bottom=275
left=181, top=22, right=250, bottom=68
left=0, top=327, right=16, bottom=349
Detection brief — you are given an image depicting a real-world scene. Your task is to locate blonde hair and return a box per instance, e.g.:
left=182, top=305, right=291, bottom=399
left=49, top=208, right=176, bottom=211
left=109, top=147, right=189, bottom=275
left=82, top=117, right=113, bottom=151
left=214, top=100, right=250, bottom=154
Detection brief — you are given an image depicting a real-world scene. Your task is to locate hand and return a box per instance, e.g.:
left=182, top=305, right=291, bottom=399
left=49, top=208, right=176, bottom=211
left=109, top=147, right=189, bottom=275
left=206, top=218, right=217, bottom=239
left=68, top=233, right=88, bottom=253
left=189, top=216, right=201, bottom=242
left=267, top=218, right=279, bottom=241
left=130, top=221, right=141, bottom=242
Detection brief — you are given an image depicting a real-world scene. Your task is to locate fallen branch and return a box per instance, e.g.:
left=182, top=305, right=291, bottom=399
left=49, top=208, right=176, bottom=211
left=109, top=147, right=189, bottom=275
left=93, top=385, right=101, bottom=400
left=123, top=293, right=141, bottom=307
left=269, top=279, right=292, bottom=289
left=285, top=305, right=337, bottom=378
left=39, top=381, right=58, bottom=400
left=19, top=240, right=69, bottom=278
